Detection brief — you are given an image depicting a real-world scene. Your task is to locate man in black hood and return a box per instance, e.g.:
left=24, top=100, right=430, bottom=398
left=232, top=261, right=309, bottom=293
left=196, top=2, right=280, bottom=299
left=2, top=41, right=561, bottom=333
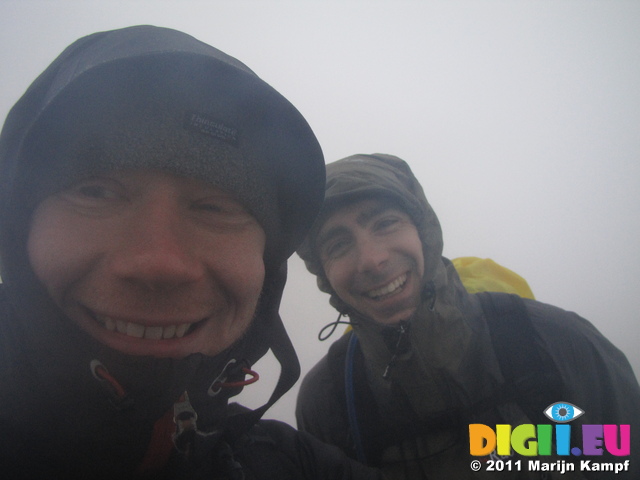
left=0, top=26, right=383, bottom=480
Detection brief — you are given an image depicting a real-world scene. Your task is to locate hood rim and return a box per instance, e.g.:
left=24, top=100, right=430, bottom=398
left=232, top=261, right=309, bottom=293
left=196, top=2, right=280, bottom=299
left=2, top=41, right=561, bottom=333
left=0, top=25, right=317, bottom=441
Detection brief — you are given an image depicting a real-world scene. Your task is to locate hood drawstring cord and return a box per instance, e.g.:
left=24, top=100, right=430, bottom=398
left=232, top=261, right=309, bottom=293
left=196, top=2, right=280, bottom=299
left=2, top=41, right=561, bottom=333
left=318, top=312, right=355, bottom=341
left=216, top=367, right=259, bottom=389
left=90, top=359, right=133, bottom=410
left=208, top=359, right=259, bottom=397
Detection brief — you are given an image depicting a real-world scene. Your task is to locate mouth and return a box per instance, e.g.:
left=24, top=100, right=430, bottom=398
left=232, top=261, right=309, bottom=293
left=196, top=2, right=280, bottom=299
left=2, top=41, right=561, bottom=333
left=364, top=273, right=408, bottom=300
left=92, top=313, right=205, bottom=340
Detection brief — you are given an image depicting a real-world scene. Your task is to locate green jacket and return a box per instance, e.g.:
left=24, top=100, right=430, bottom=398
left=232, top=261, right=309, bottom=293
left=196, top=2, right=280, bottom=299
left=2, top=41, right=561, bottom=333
left=296, top=154, right=640, bottom=479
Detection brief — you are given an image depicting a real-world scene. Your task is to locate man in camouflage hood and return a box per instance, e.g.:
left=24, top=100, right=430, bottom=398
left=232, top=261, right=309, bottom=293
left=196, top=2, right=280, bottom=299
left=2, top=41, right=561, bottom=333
left=0, top=26, right=383, bottom=480
left=297, top=153, right=640, bottom=479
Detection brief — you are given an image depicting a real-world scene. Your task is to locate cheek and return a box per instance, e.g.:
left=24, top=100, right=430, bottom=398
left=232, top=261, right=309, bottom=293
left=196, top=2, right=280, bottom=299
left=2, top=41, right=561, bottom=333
left=238, top=254, right=266, bottom=304
left=213, top=231, right=266, bottom=303
left=27, top=203, right=102, bottom=304
left=410, top=238, right=425, bottom=277
left=323, top=260, right=352, bottom=300
left=27, top=205, right=71, bottom=297
left=400, top=228, right=425, bottom=277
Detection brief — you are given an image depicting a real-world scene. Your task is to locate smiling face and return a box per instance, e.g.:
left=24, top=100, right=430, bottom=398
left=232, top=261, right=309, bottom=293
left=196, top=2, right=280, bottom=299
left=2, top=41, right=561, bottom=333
left=317, top=198, right=425, bottom=325
left=27, top=169, right=266, bottom=359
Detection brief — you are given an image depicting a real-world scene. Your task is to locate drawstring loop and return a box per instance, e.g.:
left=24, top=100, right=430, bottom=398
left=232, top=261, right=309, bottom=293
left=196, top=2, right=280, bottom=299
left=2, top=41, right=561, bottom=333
left=217, top=368, right=259, bottom=389
left=90, top=359, right=133, bottom=410
left=208, top=359, right=259, bottom=397
left=318, top=312, right=354, bottom=341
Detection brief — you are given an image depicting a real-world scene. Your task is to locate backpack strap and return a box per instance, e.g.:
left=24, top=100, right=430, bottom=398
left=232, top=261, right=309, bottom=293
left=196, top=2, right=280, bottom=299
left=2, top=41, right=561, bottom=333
left=345, top=333, right=367, bottom=463
left=328, top=331, right=386, bottom=463
left=476, top=292, right=563, bottom=424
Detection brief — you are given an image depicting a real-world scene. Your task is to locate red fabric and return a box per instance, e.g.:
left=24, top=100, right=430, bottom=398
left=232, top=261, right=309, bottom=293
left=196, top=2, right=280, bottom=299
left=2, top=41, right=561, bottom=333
left=136, top=408, right=175, bottom=475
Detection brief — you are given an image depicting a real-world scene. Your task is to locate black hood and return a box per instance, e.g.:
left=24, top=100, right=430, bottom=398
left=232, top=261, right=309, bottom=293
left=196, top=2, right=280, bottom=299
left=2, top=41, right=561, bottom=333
left=0, top=25, right=324, bottom=465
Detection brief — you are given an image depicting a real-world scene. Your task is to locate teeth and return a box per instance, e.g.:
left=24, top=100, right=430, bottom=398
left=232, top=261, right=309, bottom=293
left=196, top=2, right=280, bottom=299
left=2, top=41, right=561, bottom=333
left=144, top=326, right=163, bottom=340
left=96, top=315, right=195, bottom=340
left=126, top=322, right=145, bottom=338
left=104, top=317, right=116, bottom=332
left=162, top=324, right=176, bottom=339
left=366, top=274, right=407, bottom=299
left=176, top=323, right=189, bottom=338
left=116, top=320, right=127, bottom=334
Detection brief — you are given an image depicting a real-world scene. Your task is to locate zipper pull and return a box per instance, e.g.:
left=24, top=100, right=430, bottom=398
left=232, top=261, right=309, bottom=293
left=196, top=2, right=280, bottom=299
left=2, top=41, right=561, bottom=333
left=382, top=322, right=409, bottom=379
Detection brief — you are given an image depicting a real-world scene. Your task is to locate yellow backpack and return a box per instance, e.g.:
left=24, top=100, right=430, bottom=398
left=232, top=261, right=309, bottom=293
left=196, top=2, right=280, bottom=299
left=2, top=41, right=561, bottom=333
left=451, top=256, right=535, bottom=299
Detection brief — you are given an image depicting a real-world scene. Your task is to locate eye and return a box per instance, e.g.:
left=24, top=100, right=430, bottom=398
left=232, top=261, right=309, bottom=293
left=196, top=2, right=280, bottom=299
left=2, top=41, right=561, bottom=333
left=374, top=216, right=399, bottom=231
left=322, top=237, right=352, bottom=259
left=75, top=183, right=119, bottom=200
left=61, top=177, right=125, bottom=206
left=190, top=195, right=259, bottom=231
left=192, top=196, right=247, bottom=216
left=543, top=402, right=584, bottom=423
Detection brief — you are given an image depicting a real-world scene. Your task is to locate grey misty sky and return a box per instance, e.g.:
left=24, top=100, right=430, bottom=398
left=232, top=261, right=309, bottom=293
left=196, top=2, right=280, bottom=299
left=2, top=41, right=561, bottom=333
left=1, top=0, right=638, bottom=425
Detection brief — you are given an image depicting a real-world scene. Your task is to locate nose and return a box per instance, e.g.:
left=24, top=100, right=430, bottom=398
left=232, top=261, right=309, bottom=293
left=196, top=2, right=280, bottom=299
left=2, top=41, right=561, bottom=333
left=109, top=199, right=205, bottom=290
left=355, top=236, right=389, bottom=274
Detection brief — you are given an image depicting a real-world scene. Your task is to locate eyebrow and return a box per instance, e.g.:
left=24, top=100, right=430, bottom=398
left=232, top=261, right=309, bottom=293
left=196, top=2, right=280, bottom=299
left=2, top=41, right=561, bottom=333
left=316, top=202, right=395, bottom=250
left=355, top=202, right=392, bottom=226
left=316, top=225, right=349, bottom=254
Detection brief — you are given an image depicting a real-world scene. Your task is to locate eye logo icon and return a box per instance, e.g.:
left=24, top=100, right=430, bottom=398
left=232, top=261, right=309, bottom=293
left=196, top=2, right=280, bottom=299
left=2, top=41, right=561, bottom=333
left=544, top=402, right=584, bottom=423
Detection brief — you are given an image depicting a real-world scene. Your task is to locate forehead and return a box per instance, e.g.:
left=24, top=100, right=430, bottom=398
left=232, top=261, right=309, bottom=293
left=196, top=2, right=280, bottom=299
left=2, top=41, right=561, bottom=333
left=83, top=168, right=237, bottom=194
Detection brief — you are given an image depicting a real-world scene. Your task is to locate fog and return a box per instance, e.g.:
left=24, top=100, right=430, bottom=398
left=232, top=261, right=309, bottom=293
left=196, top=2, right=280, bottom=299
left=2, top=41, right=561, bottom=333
left=1, top=0, right=638, bottom=426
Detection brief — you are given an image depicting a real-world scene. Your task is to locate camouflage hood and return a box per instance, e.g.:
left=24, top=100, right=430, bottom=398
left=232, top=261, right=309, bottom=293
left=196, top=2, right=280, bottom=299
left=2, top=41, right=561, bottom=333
left=297, top=153, right=466, bottom=319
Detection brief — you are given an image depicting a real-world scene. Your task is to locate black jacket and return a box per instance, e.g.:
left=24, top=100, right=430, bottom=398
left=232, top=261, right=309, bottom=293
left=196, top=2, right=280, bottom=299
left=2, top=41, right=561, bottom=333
left=0, top=26, right=382, bottom=479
